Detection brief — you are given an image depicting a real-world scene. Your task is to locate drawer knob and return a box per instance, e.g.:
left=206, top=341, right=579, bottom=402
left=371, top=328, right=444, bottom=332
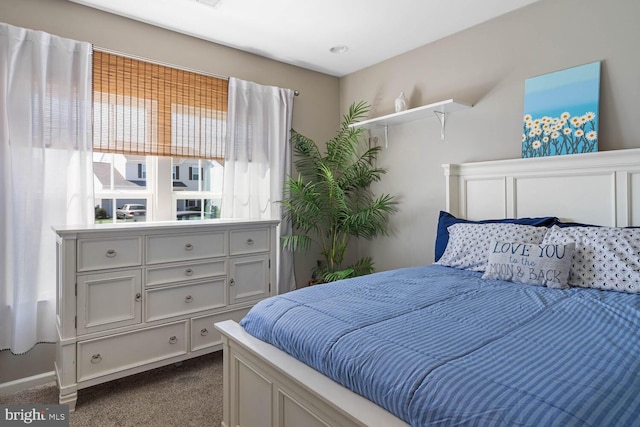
left=184, top=243, right=193, bottom=251
left=169, top=336, right=178, bottom=344
left=184, top=268, right=193, bottom=276
left=135, top=293, right=142, bottom=302
left=185, top=295, right=193, bottom=303
left=200, top=328, right=209, bottom=336
left=91, top=354, right=102, bottom=364
left=246, top=238, right=254, bottom=245
left=105, top=249, right=117, bottom=258
left=230, top=278, right=235, bottom=286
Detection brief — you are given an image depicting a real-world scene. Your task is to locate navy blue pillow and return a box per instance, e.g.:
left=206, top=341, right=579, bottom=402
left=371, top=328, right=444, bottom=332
left=434, top=211, right=557, bottom=262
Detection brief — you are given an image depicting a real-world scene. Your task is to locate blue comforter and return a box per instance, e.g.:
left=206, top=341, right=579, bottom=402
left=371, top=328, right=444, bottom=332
left=240, top=265, right=640, bottom=426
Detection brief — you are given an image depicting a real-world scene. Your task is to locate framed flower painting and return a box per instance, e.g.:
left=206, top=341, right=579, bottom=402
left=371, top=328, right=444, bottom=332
left=522, top=61, right=600, bottom=158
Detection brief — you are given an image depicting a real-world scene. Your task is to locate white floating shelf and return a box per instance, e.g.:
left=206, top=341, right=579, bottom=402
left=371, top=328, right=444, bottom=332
left=349, top=98, right=472, bottom=144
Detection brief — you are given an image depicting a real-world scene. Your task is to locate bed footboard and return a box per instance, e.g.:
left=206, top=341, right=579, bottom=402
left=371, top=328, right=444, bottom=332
left=214, top=320, right=408, bottom=427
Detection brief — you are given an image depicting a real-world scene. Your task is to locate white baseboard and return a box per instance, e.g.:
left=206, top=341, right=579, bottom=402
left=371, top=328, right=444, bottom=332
left=0, top=371, right=56, bottom=396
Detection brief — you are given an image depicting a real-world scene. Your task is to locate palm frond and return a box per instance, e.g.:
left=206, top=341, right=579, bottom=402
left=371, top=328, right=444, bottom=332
left=350, top=257, right=375, bottom=277
left=291, top=129, right=323, bottom=180
left=281, top=234, right=313, bottom=252
left=322, top=268, right=355, bottom=283
left=343, top=194, right=398, bottom=239
left=325, top=102, right=370, bottom=171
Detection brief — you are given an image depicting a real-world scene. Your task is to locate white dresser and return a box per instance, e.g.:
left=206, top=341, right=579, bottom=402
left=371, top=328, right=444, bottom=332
left=53, top=219, right=278, bottom=410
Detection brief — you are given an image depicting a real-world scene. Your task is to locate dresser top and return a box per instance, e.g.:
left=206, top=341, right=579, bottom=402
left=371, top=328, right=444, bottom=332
left=53, top=218, right=280, bottom=236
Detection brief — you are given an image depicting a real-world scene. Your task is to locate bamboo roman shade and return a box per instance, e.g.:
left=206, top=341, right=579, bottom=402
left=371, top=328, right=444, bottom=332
left=93, top=50, right=228, bottom=159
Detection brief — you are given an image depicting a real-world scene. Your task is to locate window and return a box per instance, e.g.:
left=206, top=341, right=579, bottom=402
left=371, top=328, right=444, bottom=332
left=190, top=166, right=200, bottom=181
left=92, top=50, right=228, bottom=223
left=173, top=158, right=222, bottom=220
left=138, top=163, right=146, bottom=179
left=93, top=153, right=150, bottom=223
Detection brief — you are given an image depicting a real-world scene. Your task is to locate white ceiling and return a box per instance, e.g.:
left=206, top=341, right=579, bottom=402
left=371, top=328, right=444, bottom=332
left=69, top=0, right=541, bottom=77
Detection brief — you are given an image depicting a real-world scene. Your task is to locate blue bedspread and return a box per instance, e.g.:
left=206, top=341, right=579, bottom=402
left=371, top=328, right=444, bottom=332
left=240, top=265, right=640, bottom=426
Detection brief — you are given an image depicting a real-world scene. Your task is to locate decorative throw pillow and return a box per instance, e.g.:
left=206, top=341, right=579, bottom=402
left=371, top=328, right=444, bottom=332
left=435, top=223, right=548, bottom=272
left=482, top=240, right=575, bottom=289
left=542, top=225, right=640, bottom=294
left=434, top=211, right=557, bottom=262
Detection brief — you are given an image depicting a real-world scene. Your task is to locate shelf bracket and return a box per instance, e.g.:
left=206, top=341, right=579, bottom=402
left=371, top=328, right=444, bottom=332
left=383, top=125, right=389, bottom=149
left=433, top=111, right=446, bottom=141
left=369, top=126, right=389, bottom=149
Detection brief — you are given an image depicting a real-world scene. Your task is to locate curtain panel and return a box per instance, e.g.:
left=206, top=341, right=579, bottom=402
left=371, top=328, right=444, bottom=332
left=222, top=78, right=296, bottom=293
left=0, top=23, right=93, bottom=354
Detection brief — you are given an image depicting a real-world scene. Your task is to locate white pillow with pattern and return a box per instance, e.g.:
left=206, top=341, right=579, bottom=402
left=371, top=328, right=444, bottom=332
left=435, top=223, right=548, bottom=272
left=542, top=225, right=640, bottom=294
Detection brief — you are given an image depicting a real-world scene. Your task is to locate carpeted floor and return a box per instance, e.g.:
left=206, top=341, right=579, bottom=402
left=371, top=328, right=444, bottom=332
left=0, top=351, right=223, bottom=427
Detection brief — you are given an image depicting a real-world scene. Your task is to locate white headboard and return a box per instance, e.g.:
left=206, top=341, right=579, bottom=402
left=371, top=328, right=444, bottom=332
left=443, top=148, right=640, bottom=227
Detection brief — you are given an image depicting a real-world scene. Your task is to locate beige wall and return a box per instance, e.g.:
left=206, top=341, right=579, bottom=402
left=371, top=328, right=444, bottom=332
left=0, top=0, right=339, bottom=385
left=340, top=0, right=640, bottom=272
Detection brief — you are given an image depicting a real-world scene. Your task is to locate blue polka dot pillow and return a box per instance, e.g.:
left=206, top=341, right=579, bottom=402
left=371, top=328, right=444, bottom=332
left=542, top=225, right=640, bottom=294
left=435, top=223, right=548, bottom=272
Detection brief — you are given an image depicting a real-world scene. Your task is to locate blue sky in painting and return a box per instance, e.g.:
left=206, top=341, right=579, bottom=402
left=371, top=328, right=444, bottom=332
left=524, top=62, right=600, bottom=118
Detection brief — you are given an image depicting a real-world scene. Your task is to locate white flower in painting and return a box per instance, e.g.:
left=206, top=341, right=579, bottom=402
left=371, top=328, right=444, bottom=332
left=584, top=112, right=596, bottom=121
left=522, top=134, right=526, bottom=142
left=543, top=136, right=549, bottom=143
left=575, top=129, right=584, bottom=137
left=586, top=131, right=597, bottom=141
left=533, top=119, right=541, bottom=127
left=571, top=117, right=582, bottom=127
left=532, top=141, right=542, bottom=149
left=561, top=112, right=571, bottom=120
left=524, top=114, right=532, bottom=122
left=535, top=128, right=542, bottom=135
left=529, top=130, right=536, bottom=137
left=552, top=131, right=560, bottom=139
left=564, top=128, right=572, bottom=135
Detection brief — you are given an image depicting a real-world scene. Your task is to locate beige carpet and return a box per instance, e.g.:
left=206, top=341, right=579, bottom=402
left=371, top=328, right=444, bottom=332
left=0, top=351, right=223, bottom=427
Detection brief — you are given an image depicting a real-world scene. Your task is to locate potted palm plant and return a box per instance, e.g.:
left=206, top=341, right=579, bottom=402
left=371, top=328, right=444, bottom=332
left=281, top=101, right=398, bottom=283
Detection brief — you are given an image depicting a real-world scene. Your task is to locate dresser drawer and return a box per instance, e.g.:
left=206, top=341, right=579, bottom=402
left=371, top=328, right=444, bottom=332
left=77, top=237, right=142, bottom=272
left=146, top=232, right=226, bottom=264
left=191, top=308, right=250, bottom=352
left=77, top=321, right=188, bottom=382
left=146, top=259, right=226, bottom=287
left=229, top=228, right=269, bottom=255
left=145, top=279, right=227, bottom=322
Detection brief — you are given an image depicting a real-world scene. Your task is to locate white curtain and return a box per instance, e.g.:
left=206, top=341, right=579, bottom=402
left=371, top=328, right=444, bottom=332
left=221, top=78, right=296, bottom=294
left=0, top=23, right=93, bottom=354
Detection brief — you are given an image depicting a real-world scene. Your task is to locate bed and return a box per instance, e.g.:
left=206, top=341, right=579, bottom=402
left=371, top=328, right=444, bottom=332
left=215, top=148, right=640, bottom=427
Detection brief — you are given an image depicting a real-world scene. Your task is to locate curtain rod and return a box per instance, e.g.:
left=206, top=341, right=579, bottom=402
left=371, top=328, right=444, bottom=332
left=93, top=46, right=299, bottom=96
